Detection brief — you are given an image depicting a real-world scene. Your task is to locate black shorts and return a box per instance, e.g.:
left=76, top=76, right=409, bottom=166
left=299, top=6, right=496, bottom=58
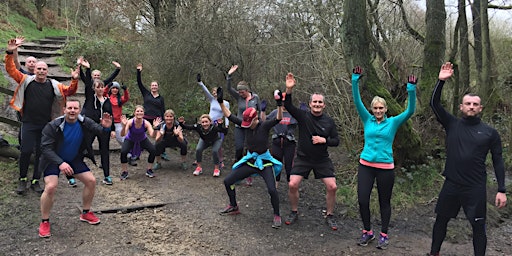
left=44, top=157, right=90, bottom=177
left=435, top=179, right=487, bottom=219
left=290, top=156, right=335, bottom=179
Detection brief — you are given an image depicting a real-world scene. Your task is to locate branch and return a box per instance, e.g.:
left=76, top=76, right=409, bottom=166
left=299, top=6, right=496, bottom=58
left=397, top=0, right=425, bottom=43
left=488, top=5, right=512, bottom=10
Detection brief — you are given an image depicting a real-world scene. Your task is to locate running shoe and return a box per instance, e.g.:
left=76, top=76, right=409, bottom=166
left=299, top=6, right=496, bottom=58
left=128, top=157, right=138, bottom=166
left=161, top=152, right=170, bottom=161
left=80, top=212, right=101, bottom=225
left=120, top=171, right=129, bottom=180
left=39, top=221, right=51, bottom=238
left=426, top=253, right=440, bottom=256
left=219, top=205, right=240, bottom=215
left=376, top=232, right=389, bottom=250
left=68, top=178, right=77, bottom=187
left=102, top=176, right=113, bottom=185
left=326, top=214, right=338, bottom=231
left=16, top=178, right=28, bottom=194
left=180, top=162, right=188, bottom=170
left=245, top=177, right=253, bottom=186
left=193, top=166, right=203, bottom=176
left=153, top=162, right=162, bottom=171
left=146, top=169, right=155, bottom=178
left=357, top=230, right=375, bottom=246
left=30, top=180, right=44, bottom=193
left=213, top=169, right=221, bottom=177
left=272, top=215, right=282, bottom=229
left=284, top=211, right=298, bottom=225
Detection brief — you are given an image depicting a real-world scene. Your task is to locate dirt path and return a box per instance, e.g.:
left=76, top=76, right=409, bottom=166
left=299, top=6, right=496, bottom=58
left=1, top=149, right=511, bottom=256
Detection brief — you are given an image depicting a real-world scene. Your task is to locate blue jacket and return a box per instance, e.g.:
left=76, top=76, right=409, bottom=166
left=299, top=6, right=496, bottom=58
left=233, top=150, right=282, bottom=176
left=352, top=73, right=416, bottom=164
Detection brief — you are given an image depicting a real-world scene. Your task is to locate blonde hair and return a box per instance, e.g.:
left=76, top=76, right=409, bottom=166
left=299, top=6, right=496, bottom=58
left=371, top=96, right=387, bottom=108
left=164, top=109, right=175, bottom=117
left=199, top=114, right=212, bottom=122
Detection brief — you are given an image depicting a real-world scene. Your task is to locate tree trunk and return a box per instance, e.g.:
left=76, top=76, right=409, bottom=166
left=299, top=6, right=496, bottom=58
left=341, top=0, right=422, bottom=165
left=421, top=0, right=446, bottom=109
left=479, top=0, right=495, bottom=112
left=458, top=0, right=470, bottom=106
left=34, top=0, right=46, bottom=31
left=471, top=0, right=483, bottom=88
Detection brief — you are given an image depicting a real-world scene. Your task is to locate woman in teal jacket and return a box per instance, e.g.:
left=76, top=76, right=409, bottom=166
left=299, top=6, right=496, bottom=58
left=351, top=66, right=417, bottom=250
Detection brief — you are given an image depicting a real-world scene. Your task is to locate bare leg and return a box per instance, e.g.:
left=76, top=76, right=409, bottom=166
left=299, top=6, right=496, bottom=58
left=322, top=177, right=337, bottom=215
left=288, top=175, right=303, bottom=211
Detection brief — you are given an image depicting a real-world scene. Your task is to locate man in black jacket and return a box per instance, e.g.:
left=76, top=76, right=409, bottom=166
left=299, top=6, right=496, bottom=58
left=38, top=98, right=112, bottom=238
left=428, top=62, right=507, bottom=256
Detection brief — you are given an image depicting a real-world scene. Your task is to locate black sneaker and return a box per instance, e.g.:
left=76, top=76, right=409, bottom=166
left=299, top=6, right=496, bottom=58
left=326, top=214, right=338, bottom=231
left=220, top=205, right=240, bottom=215
left=284, top=211, right=298, bottom=225
left=120, top=171, right=129, bottom=180
left=357, top=230, right=375, bottom=246
left=30, top=180, right=44, bottom=194
left=16, top=178, right=28, bottom=194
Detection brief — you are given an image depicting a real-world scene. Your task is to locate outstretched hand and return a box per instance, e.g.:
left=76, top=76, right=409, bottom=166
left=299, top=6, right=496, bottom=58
left=352, top=66, right=363, bottom=81
left=274, top=90, right=284, bottom=106
left=15, top=36, right=25, bottom=47
left=71, top=66, right=80, bottom=79
left=438, top=62, right=454, bottom=81
left=260, top=100, right=267, bottom=111
left=407, top=75, right=418, bottom=85
left=121, top=83, right=127, bottom=90
left=112, top=61, right=121, bottom=69
left=178, top=116, right=185, bottom=123
left=136, top=63, right=143, bottom=71
left=7, top=39, right=17, bottom=51
left=228, top=65, right=238, bottom=75
left=216, top=87, right=224, bottom=104
left=100, top=113, right=113, bottom=128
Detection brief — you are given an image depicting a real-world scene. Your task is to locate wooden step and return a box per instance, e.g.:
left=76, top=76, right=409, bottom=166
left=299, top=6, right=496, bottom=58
left=21, top=42, right=62, bottom=51
left=36, top=38, right=65, bottom=45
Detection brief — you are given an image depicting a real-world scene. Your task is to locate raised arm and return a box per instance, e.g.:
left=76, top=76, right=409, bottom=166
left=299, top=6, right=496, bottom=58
left=103, top=61, right=121, bottom=85
left=393, top=75, right=417, bottom=125
left=351, top=66, right=372, bottom=122
left=430, top=62, right=454, bottom=126
left=13, top=36, right=24, bottom=71
left=136, top=63, right=150, bottom=96
left=5, top=39, right=25, bottom=83
left=226, top=65, right=239, bottom=98
left=197, top=74, right=215, bottom=101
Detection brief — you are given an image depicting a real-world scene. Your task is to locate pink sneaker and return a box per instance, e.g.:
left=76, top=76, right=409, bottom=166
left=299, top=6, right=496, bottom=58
left=80, top=211, right=101, bottom=225
left=213, top=169, right=221, bottom=177
left=39, top=221, right=51, bottom=238
left=193, top=166, right=203, bottom=176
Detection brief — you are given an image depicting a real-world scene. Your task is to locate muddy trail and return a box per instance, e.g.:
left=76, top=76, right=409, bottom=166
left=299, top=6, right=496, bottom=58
left=1, top=148, right=511, bottom=256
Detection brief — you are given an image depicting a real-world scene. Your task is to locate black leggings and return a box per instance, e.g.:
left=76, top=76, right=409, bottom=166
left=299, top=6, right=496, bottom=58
left=19, top=122, right=45, bottom=180
left=271, top=138, right=296, bottom=182
left=223, top=165, right=279, bottom=216
left=430, top=214, right=486, bottom=256
left=357, top=163, right=395, bottom=234
left=121, top=138, right=156, bottom=164
left=86, top=132, right=111, bottom=177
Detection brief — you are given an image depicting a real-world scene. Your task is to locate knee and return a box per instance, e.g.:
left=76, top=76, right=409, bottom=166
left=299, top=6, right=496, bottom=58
left=326, top=183, right=337, bottom=194
left=43, top=182, right=58, bottom=196
left=288, top=180, right=300, bottom=191
left=82, top=175, right=96, bottom=188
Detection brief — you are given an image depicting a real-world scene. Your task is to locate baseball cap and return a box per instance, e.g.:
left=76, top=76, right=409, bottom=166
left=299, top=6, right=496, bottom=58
left=241, top=107, right=258, bottom=128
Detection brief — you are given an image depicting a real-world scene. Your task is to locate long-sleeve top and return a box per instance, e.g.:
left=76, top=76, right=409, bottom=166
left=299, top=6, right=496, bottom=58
left=430, top=80, right=506, bottom=193
left=179, top=122, right=228, bottom=143
left=283, top=93, right=339, bottom=162
left=5, top=54, right=78, bottom=123
left=137, top=69, right=165, bottom=118
left=105, top=87, right=130, bottom=123
left=228, top=114, right=281, bottom=154
left=198, top=81, right=230, bottom=126
left=352, top=73, right=416, bottom=165
left=80, top=68, right=114, bottom=130
left=226, top=76, right=260, bottom=122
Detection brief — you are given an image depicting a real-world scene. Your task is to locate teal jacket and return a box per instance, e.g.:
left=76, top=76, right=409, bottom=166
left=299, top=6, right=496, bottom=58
left=351, top=74, right=416, bottom=164
left=233, top=150, right=282, bottom=176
